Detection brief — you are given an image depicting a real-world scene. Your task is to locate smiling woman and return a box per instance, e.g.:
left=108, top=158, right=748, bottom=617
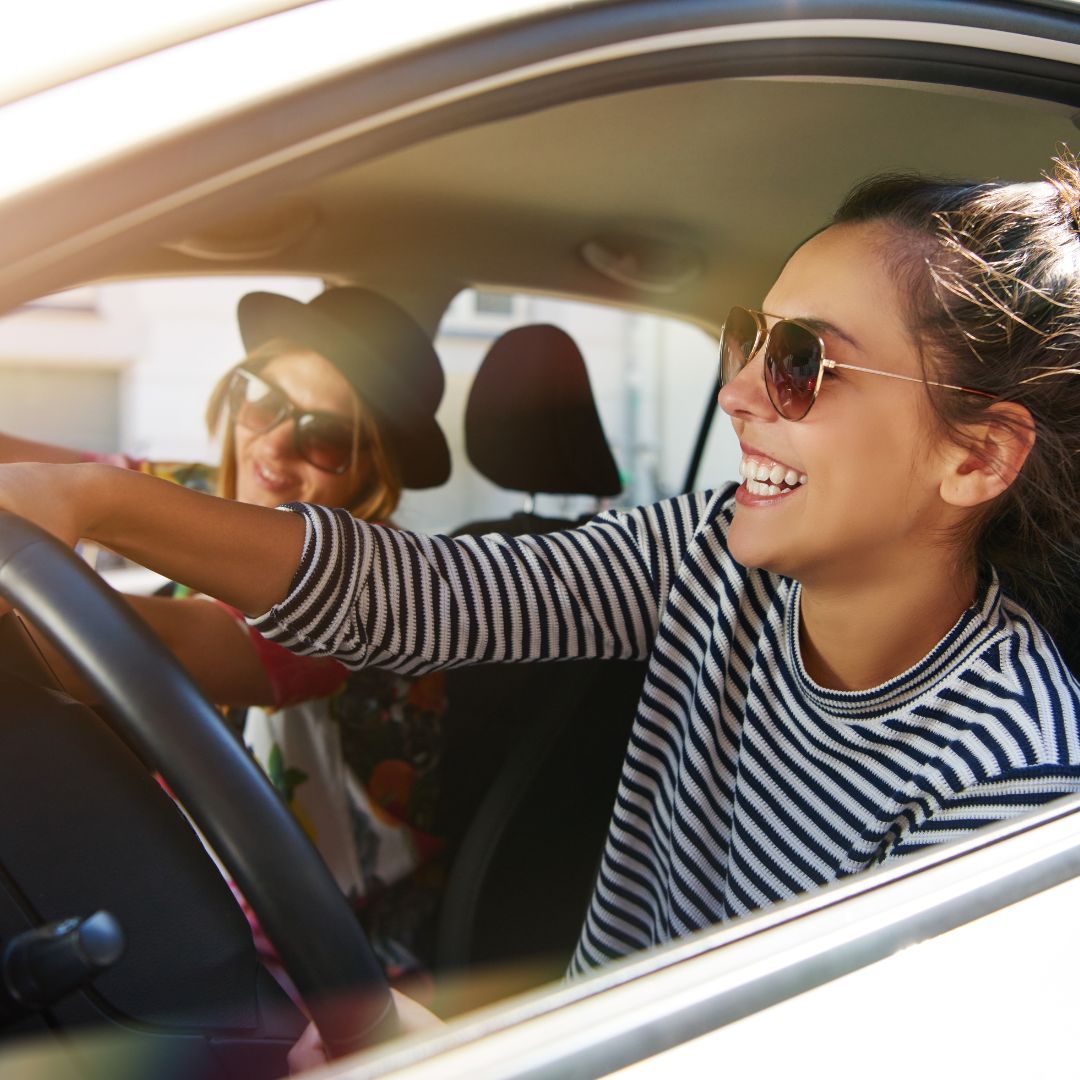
left=716, top=218, right=1015, bottom=689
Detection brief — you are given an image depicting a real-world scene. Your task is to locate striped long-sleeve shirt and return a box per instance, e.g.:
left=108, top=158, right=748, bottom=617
left=250, top=487, right=1080, bottom=975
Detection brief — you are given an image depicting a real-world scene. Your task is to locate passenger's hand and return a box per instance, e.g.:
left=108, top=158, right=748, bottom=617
left=287, top=989, right=442, bottom=1072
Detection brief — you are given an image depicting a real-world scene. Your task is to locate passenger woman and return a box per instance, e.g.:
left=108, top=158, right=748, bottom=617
left=2, top=156, right=1080, bottom=979
left=0, top=287, right=451, bottom=978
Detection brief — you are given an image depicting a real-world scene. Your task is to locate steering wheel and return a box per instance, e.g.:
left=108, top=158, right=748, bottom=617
left=0, top=511, right=396, bottom=1058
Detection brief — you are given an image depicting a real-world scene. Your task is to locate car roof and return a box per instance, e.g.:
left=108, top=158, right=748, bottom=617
left=0, top=0, right=313, bottom=106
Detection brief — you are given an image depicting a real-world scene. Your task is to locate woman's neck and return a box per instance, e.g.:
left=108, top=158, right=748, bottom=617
left=797, top=558, right=979, bottom=692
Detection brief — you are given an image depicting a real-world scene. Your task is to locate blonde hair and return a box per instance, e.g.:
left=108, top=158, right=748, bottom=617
left=205, top=339, right=403, bottom=522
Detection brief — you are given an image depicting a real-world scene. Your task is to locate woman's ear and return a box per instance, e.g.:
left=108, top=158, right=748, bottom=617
left=939, top=402, right=1035, bottom=508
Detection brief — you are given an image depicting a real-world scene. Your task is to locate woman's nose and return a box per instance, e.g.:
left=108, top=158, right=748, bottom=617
left=717, top=352, right=775, bottom=422
left=255, top=416, right=299, bottom=458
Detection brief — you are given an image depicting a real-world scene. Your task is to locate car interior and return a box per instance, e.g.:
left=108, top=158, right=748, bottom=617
left=3, top=13, right=1080, bottom=1075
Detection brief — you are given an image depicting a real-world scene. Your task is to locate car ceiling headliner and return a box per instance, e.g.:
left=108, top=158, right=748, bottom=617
left=76, top=76, right=1080, bottom=335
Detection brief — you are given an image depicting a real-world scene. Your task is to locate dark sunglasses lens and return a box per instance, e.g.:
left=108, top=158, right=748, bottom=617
left=231, top=372, right=286, bottom=433
left=765, top=322, right=821, bottom=420
left=720, top=307, right=759, bottom=385
left=296, top=414, right=355, bottom=474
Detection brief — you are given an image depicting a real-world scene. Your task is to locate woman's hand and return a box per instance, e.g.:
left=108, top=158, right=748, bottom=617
left=0, top=462, right=97, bottom=617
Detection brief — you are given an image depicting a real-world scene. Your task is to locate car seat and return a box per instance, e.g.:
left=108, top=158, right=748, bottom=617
left=458, top=322, right=622, bottom=532
left=435, top=324, right=646, bottom=983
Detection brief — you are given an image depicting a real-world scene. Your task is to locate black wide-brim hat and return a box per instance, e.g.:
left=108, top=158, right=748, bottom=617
left=237, top=287, right=450, bottom=489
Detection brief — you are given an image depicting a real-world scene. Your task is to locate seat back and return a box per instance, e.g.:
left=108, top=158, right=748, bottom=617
left=437, top=652, right=645, bottom=980
left=463, top=323, right=621, bottom=507
left=436, top=326, right=642, bottom=981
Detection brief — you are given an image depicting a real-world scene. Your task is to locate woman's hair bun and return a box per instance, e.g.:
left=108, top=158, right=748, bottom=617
left=1048, top=147, right=1080, bottom=238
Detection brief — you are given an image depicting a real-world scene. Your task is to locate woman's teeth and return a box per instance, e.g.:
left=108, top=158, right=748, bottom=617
left=739, top=456, right=807, bottom=498
left=255, top=462, right=289, bottom=488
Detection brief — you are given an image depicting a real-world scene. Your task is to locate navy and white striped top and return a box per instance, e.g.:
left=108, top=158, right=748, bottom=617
left=250, top=487, right=1080, bottom=975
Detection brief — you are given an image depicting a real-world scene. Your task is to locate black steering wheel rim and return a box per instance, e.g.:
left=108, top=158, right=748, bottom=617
left=0, top=511, right=395, bottom=1056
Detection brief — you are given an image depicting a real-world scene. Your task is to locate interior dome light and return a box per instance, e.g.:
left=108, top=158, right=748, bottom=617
left=162, top=198, right=319, bottom=261
left=579, top=233, right=702, bottom=294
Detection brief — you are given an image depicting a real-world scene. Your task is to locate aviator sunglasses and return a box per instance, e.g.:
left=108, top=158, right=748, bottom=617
left=720, top=306, right=991, bottom=421
left=227, top=367, right=362, bottom=475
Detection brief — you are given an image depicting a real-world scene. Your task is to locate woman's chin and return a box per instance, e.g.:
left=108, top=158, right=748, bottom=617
left=237, top=479, right=296, bottom=509
left=728, top=515, right=787, bottom=575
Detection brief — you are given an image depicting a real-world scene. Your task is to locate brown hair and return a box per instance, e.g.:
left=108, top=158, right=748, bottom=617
left=831, top=153, right=1080, bottom=664
left=205, top=339, right=403, bottom=522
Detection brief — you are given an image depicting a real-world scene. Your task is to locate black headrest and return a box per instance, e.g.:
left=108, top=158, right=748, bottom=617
left=465, top=325, right=622, bottom=497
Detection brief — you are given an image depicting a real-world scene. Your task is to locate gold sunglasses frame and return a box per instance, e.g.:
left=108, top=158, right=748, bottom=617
left=721, top=307, right=992, bottom=421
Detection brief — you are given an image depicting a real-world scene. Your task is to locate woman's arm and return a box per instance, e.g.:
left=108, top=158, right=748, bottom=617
left=0, top=461, right=688, bottom=674
left=25, top=595, right=277, bottom=706
left=252, top=501, right=665, bottom=673
left=0, top=462, right=305, bottom=615
left=0, top=432, right=84, bottom=465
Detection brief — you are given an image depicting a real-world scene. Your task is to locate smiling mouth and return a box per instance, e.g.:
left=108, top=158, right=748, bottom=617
left=739, top=454, right=808, bottom=498
left=252, top=460, right=293, bottom=490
